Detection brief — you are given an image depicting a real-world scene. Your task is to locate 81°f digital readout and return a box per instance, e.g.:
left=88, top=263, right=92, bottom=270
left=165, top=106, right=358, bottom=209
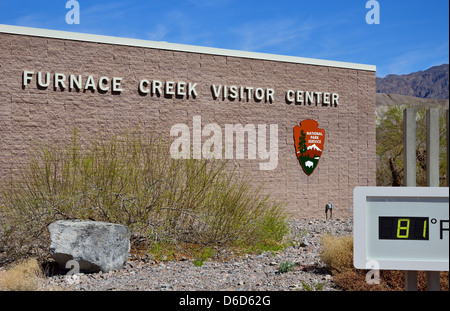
left=379, top=216, right=429, bottom=240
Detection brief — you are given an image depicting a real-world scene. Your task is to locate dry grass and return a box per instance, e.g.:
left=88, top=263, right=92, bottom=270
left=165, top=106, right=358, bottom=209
left=320, top=234, right=354, bottom=274
left=0, top=258, right=45, bottom=291
left=320, top=234, right=449, bottom=291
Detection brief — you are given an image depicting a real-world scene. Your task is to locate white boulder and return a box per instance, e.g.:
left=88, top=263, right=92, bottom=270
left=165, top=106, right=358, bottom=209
left=48, top=219, right=130, bottom=273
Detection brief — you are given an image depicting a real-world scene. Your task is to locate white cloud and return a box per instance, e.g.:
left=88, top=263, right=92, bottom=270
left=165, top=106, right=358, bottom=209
left=186, top=0, right=232, bottom=7
left=82, top=2, right=136, bottom=23
left=143, top=9, right=216, bottom=45
left=229, top=18, right=312, bottom=52
left=146, top=24, right=170, bottom=41
left=14, top=13, right=50, bottom=28
left=382, top=41, right=449, bottom=76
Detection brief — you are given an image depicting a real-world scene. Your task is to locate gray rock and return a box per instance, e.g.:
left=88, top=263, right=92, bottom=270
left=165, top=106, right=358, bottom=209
left=48, top=219, right=130, bottom=273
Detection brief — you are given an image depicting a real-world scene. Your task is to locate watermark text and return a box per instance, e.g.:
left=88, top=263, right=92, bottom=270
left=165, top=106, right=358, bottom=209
left=366, top=0, right=380, bottom=24
left=66, top=0, right=80, bottom=24
left=170, top=116, right=279, bottom=171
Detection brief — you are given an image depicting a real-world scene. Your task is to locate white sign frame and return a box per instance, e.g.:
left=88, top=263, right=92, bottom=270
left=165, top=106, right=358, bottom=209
left=353, top=187, right=449, bottom=271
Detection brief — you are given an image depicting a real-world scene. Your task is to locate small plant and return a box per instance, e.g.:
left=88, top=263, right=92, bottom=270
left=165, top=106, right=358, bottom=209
left=300, top=280, right=325, bottom=291
left=193, top=247, right=214, bottom=267
left=314, top=282, right=325, bottom=291
left=193, top=258, right=205, bottom=267
left=278, top=261, right=296, bottom=273
left=282, top=228, right=309, bottom=248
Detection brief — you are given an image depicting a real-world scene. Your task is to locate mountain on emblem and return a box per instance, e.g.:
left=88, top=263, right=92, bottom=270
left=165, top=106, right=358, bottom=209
left=293, top=119, right=325, bottom=176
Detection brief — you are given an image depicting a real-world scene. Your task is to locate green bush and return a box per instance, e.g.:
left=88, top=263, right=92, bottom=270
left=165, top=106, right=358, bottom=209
left=0, top=130, right=289, bottom=263
left=376, top=104, right=448, bottom=187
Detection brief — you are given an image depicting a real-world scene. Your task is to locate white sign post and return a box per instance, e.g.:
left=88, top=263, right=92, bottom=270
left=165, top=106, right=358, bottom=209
left=353, top=187, right=449, bottom=284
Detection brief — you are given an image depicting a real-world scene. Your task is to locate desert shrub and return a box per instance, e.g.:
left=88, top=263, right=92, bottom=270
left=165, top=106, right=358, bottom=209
left=0, top=258, right=44, bottom=291
left=0, top=130, right=289, bottom=263
left=320, top=234, right=354, bottom=274
left=333, top=267, right=449, bottom=291
left=320, top=234, right=449, bottom=291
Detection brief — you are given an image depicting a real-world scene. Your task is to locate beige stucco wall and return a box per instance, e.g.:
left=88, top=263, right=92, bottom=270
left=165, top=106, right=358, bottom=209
left=0, top=27, right=376, bottom=219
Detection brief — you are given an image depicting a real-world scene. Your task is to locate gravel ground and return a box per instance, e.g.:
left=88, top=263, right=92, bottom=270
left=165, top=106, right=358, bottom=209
left=40, top=218, right=353, bottom=292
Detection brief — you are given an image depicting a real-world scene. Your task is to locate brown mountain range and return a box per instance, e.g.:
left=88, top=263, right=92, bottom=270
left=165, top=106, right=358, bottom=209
left=376, top=64, right=449, bottom=99
left=376, top=93, right=449, bottom=118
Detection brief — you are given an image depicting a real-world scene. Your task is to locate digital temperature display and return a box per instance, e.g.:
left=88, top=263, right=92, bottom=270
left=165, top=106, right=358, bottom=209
left=353, top=187, right=449, bottom=271
left=379, top=216, right=429, bottom=240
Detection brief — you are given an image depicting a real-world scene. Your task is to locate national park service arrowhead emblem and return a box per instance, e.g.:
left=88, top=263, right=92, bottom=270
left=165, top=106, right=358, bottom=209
left=293, top=119, right=325, bottom=176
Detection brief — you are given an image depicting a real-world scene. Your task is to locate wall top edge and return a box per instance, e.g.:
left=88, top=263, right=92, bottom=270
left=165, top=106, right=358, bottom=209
left=0, top=24, right=376, bottom=72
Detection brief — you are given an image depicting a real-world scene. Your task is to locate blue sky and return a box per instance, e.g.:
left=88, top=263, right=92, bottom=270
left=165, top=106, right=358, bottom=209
left=0, top=0, right=448, bottom=77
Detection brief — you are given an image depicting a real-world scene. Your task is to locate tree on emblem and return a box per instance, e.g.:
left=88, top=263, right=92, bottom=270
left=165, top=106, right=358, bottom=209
left=298, top=130, right=307, bottom=157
